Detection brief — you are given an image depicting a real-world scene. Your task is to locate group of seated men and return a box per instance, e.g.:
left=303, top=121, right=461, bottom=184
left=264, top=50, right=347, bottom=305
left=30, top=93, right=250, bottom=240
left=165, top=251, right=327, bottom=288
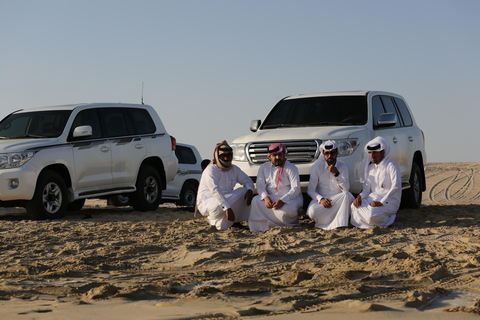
left=196, top=136, right=402, bottom=231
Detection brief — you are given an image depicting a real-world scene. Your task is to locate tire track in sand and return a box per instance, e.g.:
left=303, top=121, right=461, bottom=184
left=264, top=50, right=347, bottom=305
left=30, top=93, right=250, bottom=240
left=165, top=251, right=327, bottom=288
left=446, top=169, right=473, bottom=201
left=426, top=163, right=480, bottom=205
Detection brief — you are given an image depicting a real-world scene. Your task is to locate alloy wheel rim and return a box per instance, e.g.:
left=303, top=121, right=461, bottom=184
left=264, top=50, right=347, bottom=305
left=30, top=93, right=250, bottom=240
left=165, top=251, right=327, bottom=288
left=144, top=176, right=158, bottom=203
left=42, top=182, right=62, bottom=214
left=185, top=190, right=195, bottom=207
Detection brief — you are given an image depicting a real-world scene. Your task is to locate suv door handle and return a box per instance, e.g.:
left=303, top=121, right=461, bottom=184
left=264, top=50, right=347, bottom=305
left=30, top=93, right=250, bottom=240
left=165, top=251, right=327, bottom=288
left=101, top=146, right=110, bottom=152
left=393, top=137, right=398, bottom=144
left=135, top=144, right=145, bottom=149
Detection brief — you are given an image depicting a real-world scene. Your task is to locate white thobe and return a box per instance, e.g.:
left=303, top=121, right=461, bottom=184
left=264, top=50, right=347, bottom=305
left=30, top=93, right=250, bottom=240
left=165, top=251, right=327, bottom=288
left=350, top=160, right=401, bottom=228
left=197, top=164, right=254, bottom=230
left=249, top=160, right=303, bottom=232
left=306, top=160, right=354, bottom=230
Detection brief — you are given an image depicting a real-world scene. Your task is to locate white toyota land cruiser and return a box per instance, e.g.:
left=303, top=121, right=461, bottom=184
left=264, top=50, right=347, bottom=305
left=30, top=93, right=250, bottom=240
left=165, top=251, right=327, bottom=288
left=0, top=103, right=178, bottom=219
left=231, top=91, right=427, bottom=208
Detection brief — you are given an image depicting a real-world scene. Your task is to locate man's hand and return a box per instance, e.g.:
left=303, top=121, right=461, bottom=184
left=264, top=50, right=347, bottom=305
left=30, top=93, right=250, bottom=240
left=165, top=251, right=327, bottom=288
left=320, top=198, right=332, bottom=208
left=273, top=199, right=285, bottom=209
left=264, top=196, right=274, bottom=209
left=353, top=196, right=362, bottom=208
left=244, top=189, right=253, bottom=206
left=225, top=208, right=235, bottom=221
left=328, top=165, right=339, bottom=175
left=370, top=201, right=383, bottom=207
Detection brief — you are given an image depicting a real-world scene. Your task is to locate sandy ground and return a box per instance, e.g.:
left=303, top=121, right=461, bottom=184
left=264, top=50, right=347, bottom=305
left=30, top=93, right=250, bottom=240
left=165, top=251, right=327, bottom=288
left=1, top=162, right=480, bottom=319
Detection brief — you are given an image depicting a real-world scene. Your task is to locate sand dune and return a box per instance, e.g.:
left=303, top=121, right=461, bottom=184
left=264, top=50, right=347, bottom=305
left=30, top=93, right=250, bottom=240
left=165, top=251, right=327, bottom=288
left=1, top=162, right=480, bottom=319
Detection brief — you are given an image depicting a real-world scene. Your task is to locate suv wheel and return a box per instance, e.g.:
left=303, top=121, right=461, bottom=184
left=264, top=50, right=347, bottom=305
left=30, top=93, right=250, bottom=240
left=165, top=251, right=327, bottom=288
left=107, top=195, right=131, bottom=207
left=177, top=182, right=197, bottom=207
left=26, top=170, right=68, bottom=220
left=401, top=162, right=422, bottom=209
left=131, top=165, right=162, bottom=211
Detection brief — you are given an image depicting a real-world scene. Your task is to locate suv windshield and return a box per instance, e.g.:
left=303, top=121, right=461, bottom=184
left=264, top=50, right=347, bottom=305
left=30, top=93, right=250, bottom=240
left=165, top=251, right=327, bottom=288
left=0, top=110, right=72, bottom=139
left=261, top=96, right=368, bottom=129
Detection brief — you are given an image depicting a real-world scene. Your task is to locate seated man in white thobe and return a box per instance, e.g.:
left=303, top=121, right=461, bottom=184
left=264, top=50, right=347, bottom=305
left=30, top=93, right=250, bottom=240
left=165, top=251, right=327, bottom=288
left=351, top=136, right=402, bottom=229
left=197, top=140, right=254, bottom=231
left=306, top=140, right=354, bottom=230
left=249, top=143, right=303, bottom=232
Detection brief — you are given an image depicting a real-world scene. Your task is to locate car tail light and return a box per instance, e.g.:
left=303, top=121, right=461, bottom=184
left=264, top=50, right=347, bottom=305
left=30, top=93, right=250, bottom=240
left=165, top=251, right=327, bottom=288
left=170, top=136, right=176, bottom=151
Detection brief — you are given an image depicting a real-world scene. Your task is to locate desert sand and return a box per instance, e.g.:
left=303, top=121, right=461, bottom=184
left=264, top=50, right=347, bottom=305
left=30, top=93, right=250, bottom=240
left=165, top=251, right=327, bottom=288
left=1, top=162, right=480, bottom=319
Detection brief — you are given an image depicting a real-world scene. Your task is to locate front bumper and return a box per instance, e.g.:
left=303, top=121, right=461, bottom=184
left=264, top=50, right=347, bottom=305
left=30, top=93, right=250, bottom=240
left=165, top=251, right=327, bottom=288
left=0, top=164, right=39, bottom=201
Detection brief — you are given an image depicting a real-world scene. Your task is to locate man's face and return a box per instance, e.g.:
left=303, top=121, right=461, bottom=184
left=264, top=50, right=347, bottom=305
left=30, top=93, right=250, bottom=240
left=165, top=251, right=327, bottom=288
left=269, top=151, right=285, bottom=167
left=323, top=149, right=337, bottom=166
left=369, top=150, right=385, bottom=165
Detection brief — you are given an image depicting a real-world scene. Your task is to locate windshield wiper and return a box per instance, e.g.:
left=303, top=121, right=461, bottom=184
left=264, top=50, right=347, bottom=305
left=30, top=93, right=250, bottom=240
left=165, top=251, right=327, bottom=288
left=262, top=124, right=304, bottom=129
left=305, top=122, right=351, bottom=126
left=9, top=134, right=47, bottom=139
left=263, top=122, right=355, bottom=129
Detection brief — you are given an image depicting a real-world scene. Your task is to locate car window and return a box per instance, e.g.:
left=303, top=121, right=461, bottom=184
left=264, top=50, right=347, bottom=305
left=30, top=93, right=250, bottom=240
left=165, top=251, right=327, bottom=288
left=0, top=110, right=71, bottom=139
left=261, top=96, right=367, bottom=128
left=127, top=108, right=156, bottom=134
left=380, top=96, right=401, bottom=127
left=394, top=98, right=413, bottom=127
left=70, top=109, right=103, bottom=140
left=175, top=145, right=197, bottom=164
left=371, top=96, right=385, bottom=128
left=100, top=109, right=130, bottom=137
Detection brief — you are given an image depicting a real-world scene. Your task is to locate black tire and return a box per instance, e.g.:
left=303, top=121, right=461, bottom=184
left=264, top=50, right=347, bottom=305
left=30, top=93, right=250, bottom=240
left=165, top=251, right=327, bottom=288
left=67, top=199, right=85, bottom=211
left=130, top=165, right=162, bottom=211
left=401, top=162, right=423, bottom=209
left=26, top=170, right=68, bottom=220
left=107, top=195, right=131, bottom=207
left=177, top=182, right=197, bottom=207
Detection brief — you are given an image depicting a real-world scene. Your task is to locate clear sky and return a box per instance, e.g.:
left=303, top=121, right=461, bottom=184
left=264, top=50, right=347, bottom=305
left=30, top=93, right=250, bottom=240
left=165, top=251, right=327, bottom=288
left=1, top=0, right=479, bottom=163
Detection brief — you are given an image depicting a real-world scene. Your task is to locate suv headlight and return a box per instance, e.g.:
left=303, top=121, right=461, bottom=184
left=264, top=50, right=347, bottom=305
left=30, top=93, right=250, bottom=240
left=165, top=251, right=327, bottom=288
left=336, top=139, right=359, bottom=157
left=231, top=143, right=247, bottom=161
left=0, top=152, right=34, bottom=169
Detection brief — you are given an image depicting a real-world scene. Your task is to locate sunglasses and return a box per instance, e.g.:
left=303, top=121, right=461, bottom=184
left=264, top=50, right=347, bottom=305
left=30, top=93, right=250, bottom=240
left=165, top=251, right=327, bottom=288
left=323, top=151, right=337, bottom=155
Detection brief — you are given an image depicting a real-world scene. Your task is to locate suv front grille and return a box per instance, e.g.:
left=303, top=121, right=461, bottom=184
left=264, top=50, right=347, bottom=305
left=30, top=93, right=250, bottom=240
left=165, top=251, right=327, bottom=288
left=247, top=140, right=320, bottom=164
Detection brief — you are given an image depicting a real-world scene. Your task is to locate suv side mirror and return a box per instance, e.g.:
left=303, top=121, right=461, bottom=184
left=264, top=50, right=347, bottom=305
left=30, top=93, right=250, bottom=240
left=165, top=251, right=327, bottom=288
left=250, top=120, right=261, bottom=132
left=377, top=113, right=397, bottom=128
left=73, top=125, right=93, bottom=138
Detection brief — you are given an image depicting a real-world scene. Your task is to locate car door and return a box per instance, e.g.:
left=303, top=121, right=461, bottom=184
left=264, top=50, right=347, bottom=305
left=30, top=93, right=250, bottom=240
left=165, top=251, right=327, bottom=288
left=372, top=95, right=410, bottom=184
left=393, top=97, right=418, bottom=178
left=99, top=108, right=147, bottom=187
left=70, top=108, right=113, bottom=192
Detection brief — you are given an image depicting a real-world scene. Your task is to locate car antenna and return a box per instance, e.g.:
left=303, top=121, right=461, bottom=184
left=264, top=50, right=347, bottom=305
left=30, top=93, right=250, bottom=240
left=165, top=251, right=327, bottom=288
left=141, top=82, right=144, bottom=104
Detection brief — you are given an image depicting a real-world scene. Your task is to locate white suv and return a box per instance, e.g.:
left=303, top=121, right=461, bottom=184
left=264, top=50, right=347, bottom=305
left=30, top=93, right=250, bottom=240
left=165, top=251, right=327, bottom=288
left=0, top=103, right=178, bottom=219
left=162, top=143, right=202, bottom=207
left=108, top=143, right=203, bottom=208
left=231, top=91, right=427, bottom=208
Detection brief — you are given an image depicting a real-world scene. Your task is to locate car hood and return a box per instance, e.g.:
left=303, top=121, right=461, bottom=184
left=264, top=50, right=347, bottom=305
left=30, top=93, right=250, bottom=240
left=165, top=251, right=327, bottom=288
left=0, top=138, right=61, bottom=153
left=232, top=126, right=368, bottom=144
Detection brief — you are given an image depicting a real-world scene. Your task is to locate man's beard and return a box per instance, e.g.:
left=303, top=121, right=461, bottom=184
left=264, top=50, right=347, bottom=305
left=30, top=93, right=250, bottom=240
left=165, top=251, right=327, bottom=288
left=326, top=158, right=336, bottom=166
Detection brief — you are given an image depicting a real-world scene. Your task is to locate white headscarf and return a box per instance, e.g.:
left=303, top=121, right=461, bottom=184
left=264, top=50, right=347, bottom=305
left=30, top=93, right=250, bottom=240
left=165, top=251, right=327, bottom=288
left=318, top=140, right=338, bottom=165
left=360, top=136, right=391, bottom=183
left=320, top=140, right=338, bottom=153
